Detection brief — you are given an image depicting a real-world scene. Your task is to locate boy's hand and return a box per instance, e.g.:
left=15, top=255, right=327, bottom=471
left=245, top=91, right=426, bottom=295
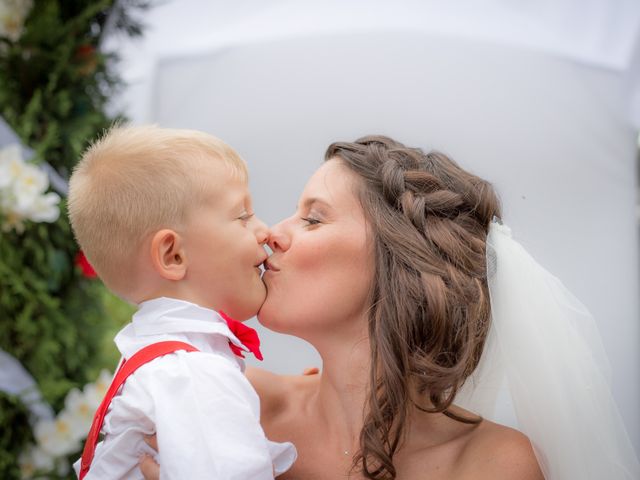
left=302, top=367, right=320, bottom=375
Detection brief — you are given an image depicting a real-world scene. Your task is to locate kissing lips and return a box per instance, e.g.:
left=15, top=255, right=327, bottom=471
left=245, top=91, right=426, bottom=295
left=255, top=253, right=269, bottom=275
left=264, top=258, right=280, bottom=272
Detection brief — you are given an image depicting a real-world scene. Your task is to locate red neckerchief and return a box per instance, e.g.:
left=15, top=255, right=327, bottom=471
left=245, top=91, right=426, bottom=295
left=219, top=311, right=263, bottom=361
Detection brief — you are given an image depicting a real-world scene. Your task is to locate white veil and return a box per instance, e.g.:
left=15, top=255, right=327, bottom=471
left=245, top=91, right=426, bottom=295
left=456, top=220, right=640, bottom=479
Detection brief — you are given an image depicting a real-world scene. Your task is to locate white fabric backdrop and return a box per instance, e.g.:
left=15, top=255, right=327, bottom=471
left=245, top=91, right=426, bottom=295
left=106, top=0, right=640, bottom=455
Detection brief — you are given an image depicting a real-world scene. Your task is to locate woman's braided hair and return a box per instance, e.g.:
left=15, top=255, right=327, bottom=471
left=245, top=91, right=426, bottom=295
left=325, top=136, right=502, bottom=479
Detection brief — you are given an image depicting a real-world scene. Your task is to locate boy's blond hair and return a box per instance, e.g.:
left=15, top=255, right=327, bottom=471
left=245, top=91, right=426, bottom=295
left=68, top=125, right=247, bottom=286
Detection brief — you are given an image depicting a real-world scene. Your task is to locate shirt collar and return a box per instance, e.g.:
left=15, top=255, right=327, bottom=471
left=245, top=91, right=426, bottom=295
left=115, top=297, right=248, bottom=353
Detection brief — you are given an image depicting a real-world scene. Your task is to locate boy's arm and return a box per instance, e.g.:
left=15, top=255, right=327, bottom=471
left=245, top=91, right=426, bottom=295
left=145, top=351, right=281, bottom=480
left=74, top=374, right=157, bottom=479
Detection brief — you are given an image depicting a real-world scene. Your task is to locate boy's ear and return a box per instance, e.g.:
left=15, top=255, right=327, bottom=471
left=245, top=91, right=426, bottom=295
left=149, top=229, right=187, bottom=281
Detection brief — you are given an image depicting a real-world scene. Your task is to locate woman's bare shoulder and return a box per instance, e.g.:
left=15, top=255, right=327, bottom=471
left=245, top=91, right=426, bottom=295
left=456, top=419, right=544, bottom=480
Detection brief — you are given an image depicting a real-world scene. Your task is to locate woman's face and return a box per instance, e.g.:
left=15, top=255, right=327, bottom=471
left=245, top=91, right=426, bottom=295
left=259, top=159, right=374, bottom=338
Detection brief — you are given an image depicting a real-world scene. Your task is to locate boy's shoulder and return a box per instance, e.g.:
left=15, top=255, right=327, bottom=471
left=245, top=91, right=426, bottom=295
left=128, top=348, right=247, bottom=393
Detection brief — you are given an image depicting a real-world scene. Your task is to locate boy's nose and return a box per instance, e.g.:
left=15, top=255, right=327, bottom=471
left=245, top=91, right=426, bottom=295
left=254, top=218, right=269, bottom=245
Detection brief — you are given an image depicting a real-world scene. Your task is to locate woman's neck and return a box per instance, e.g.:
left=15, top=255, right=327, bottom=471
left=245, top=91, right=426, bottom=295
left=311, top=327, right=372, bottom=455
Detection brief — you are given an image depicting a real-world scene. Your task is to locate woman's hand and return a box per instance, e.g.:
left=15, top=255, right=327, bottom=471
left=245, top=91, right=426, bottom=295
left=139, top=435, right=159, bottom=480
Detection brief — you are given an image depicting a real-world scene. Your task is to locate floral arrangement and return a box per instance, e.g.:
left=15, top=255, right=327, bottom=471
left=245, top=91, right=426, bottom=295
left=0, top=144, right=61, bottom=232
left=19, top=371, right=112, bottom=478
left=0, top=0, right=33, bottom=42
left=0, top=1, right=149, bottom=478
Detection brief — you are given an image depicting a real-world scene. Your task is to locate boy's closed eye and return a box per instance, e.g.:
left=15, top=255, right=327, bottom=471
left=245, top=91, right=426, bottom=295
left=238, top=212, right=255, bottom=224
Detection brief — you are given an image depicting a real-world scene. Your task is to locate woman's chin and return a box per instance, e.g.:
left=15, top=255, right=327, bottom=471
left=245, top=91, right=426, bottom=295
left=256, top=301, right=286, bottom=332
left=256, top=304, right=273, bottom=328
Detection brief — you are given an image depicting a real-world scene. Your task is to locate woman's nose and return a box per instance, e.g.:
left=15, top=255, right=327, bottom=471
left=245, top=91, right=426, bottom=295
left=268, top=219, right=291, bottom=252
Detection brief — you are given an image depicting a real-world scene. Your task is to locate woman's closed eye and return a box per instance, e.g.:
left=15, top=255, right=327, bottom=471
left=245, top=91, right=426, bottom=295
left=301, top=216, right=321, bottom=227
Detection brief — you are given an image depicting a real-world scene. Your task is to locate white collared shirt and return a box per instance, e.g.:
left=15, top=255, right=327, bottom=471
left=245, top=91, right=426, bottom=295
left=74, top=297, right=296, bottom=480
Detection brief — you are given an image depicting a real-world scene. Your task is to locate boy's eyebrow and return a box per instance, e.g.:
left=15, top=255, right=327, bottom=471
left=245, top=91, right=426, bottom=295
left=230, top=199, right=248, bottom=215
left=234, top=194, right=251, bottom=209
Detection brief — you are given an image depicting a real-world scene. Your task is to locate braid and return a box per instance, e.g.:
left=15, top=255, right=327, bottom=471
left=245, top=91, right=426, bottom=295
left=325, top=136, right=501, bottom=479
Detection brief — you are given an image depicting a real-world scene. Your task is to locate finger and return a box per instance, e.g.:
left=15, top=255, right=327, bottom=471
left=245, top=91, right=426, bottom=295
left=139, top=454, right=160, bottom=480
left=302, top=367, right=320, bottom=376
left=144, top=433, right=159, bottom=451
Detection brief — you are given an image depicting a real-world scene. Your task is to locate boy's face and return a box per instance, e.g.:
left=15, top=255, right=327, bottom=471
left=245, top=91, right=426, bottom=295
left=181, top=168, right=269, bottom=320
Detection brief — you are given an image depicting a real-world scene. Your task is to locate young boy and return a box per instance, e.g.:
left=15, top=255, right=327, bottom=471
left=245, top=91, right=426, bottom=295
left=67, top=125, right=296, bottom=479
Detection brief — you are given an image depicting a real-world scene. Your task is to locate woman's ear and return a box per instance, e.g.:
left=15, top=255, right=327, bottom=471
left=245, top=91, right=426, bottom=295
left=149, top=229, right=187, bottom=281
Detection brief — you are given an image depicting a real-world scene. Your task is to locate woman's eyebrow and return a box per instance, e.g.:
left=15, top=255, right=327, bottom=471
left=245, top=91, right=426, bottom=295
left=301, top=197, right=331, bottom=209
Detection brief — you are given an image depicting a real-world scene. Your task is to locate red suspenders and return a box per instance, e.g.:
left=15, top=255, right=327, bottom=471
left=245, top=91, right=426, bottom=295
left=79, top=341, right=199, bottom=479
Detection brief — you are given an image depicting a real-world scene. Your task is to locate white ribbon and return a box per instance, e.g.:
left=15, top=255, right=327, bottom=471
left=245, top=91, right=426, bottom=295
left=0, top=348, right=54, bottom=423
left=0, top=115, right=68, bottom=196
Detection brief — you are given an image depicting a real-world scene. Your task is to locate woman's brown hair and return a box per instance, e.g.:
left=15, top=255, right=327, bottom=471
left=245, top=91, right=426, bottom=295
left=325, top=136, right=502, bottom=479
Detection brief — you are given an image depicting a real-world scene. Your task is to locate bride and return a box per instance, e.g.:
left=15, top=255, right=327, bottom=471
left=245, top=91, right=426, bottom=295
left=140, top=136, right=639, bottom=479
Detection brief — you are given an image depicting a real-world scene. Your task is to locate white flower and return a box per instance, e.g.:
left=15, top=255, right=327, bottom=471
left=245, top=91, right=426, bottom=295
left=0, top=144, right=23, bottom=188
left=0, top=209, right=25, bottom=233
left=12, top=189, right=41, bottom=216
left=34, top=411, right=81, bottom=457
left=0, top=0, right=33, bottom=42
left=83, top=370, right=111, bottom=416
left=96, top=369, right=113, bottom=393
left=83, top=369, right=112, bottom=411
left=82, top=383, right=102, bottom=413
left=96, top=369, right=112, bottom=396
left=63, top=387, right=95, bottom=440
left=0, top=143, right=61, bottom=231
left=13, top=161, right=49, bottom=197
left=24, top=370, right=115, bottom=465
left=19, top=444, right=55, bottom=479
left=24, top=191, right=61, bottom=222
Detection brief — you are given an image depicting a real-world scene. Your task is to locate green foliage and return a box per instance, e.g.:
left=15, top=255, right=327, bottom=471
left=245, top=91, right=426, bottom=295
left=0, top=206, right=130, bottom=408
left=0, top=1, right=149, bottom=478
left=0, top=393, right=33, bottom=479
left=0, top=0, right=151, bottom=173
